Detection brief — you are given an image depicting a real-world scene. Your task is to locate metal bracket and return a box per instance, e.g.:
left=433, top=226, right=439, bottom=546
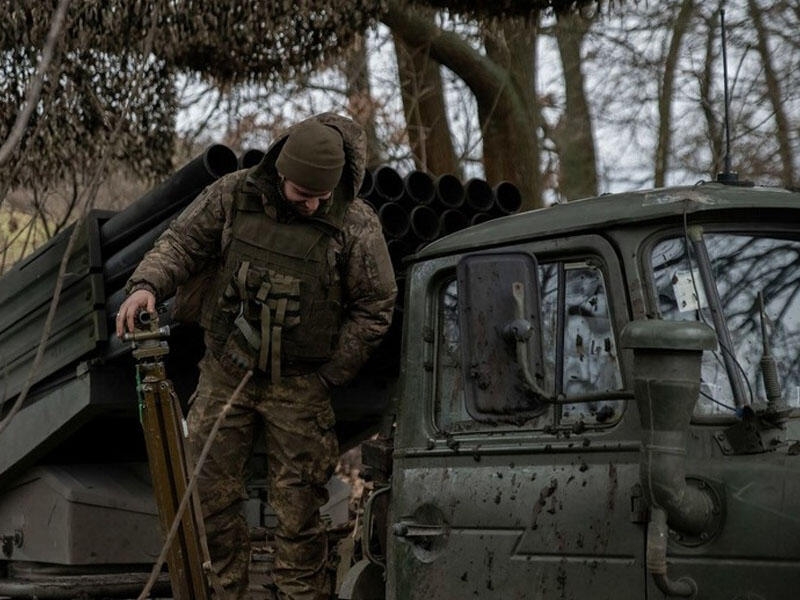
left=714, top=412, right=781, bottom=455
left=1, top=530, right=23, bottom=558
left=363, top=485, right=391, bottom=568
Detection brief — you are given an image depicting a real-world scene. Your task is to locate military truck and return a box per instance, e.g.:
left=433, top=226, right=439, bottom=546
left=342, top=181, right=800, bottom=600
left=1, top=148, right=800, bottom=599
left=0, top=147, right=500, bottom=599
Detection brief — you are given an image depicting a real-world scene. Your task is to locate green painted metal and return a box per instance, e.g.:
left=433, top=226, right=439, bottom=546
left=387, top=184, right=800, bottom=600
left=416, top=183, right=800, bottom=260
left=0, top=212, right=108, bottom=409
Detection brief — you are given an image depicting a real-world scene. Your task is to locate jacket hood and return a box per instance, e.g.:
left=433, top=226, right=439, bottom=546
left=251, top=112, right=367, bottom=200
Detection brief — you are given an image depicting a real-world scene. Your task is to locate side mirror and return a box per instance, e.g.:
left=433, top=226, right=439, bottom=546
left=457, top=252, right=546, bottom=421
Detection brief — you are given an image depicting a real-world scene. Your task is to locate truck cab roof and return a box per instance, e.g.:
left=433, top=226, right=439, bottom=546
left=416, top=182, right=800, bottom=260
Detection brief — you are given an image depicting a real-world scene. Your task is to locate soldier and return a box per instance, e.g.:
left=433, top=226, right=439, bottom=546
left=116, top=114, right=397, bottom=600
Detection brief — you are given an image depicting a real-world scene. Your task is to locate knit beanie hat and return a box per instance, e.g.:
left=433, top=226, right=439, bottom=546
left=275, top=121, right=345, bottom=192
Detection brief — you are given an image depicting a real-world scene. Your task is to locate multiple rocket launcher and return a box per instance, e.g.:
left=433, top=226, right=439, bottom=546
left=0, top=144, right=521, bottom=483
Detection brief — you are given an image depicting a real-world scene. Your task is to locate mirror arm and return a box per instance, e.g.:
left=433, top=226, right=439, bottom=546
left=507, top=282, right=634, bottom=407
left=507, top=282, right=551, bottom=399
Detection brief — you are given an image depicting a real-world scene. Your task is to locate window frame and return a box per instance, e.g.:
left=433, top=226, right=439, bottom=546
left=431, top=234, right=631, bottom=436
left=641, top=223, right=800, bottom=422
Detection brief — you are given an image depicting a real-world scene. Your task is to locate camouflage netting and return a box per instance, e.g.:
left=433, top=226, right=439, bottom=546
left=0, top=48, right=175, bottom=189
left=166, top=0, right=388, bottom=82
left=1, top=2, right=181, bottom=189
left=410, top=0, right=602, bottom=17
left=0, top=0, right=385, bottom=188
left=1, top=0, right=598, bottom=189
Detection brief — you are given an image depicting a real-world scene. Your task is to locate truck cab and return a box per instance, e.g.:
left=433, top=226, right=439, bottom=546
left=363, top=183, right=800, bottom=600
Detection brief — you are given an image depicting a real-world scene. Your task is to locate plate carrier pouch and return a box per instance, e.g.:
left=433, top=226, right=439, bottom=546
left=201, top=178, right=347, bottom=382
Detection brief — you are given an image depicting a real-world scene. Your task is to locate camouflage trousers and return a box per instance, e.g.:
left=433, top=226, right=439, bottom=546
left=186, top=354, right=339, bottom=600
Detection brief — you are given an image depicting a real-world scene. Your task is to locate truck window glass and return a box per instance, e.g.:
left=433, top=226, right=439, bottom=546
left=541, top=263, right=624, bottom=425
left=652, top=234, right=800, bottom=416
left=436, top=261, right=623, bottom=432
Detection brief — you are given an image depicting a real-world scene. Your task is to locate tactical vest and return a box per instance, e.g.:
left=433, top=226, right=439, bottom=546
left=201, top=179, right=347, bottom=381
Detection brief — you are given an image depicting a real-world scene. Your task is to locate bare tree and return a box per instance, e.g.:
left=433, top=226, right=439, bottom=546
left=747, top=0, right=797, bottom=188
left=384, top=3, right=544, bottom=208
left=343, top=35, right=385, bottom=169
left=392, top=8, right=461, bottom=176
left=654, top=0, right=696, bottom=187
left=3, top=0, right=798, bottom=232
left=578, top=0, right=798, bottom=190
left=480, top=16, right=541, bottom=201
left=549, top=8, right=598, bottom=200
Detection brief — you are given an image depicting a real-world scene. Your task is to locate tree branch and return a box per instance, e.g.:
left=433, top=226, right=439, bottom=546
left=0, top=0, right=71, bottom=166
left=382, top=1, right=510, bottom=107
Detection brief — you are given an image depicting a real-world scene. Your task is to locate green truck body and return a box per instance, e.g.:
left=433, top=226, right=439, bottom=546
left=2, top=175, right=800, bottom=599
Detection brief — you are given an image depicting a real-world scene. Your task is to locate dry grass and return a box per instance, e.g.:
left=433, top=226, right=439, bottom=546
left=0, top=169, right=153, bottom=274
left=0, top=207, right=49, bottom=274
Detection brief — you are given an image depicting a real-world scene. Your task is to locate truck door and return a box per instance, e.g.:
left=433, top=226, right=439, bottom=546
left=387, top=235, right=646, bottom=600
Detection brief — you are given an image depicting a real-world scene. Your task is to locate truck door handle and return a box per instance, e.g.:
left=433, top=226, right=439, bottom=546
left=392, top=521, right=447, bottom=538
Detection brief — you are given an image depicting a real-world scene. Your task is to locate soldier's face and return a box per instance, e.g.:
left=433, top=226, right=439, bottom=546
left=282, top=179, right=333, bottom=217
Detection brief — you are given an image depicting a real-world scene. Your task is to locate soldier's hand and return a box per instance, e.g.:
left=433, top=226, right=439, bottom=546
left=116, top=289, right=156, bottom=338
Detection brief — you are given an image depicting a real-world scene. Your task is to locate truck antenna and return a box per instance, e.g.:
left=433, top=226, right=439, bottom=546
left=715, top=7, right=753, bottom=186
left=717, top=8, right=737, bottom=184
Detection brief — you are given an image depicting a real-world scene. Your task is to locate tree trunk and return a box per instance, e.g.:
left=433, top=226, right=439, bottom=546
left=342, top=34, right=384, bottom=169
left=481, top=17, right=541, bottom=206
left=391, top=7, right=460, bottom=176
left=748, top=0, right=796, bottom=188
left=552, top=10, right=597, bottom=200
left=654, top=0, right=695, bottom=188
left=383, top=1, right=544, bottom=209
left=698, top=9, right=724, bottom=179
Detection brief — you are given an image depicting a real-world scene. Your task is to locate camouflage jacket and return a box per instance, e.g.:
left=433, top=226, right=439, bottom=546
left=126, top=114, right=397, bottom=386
